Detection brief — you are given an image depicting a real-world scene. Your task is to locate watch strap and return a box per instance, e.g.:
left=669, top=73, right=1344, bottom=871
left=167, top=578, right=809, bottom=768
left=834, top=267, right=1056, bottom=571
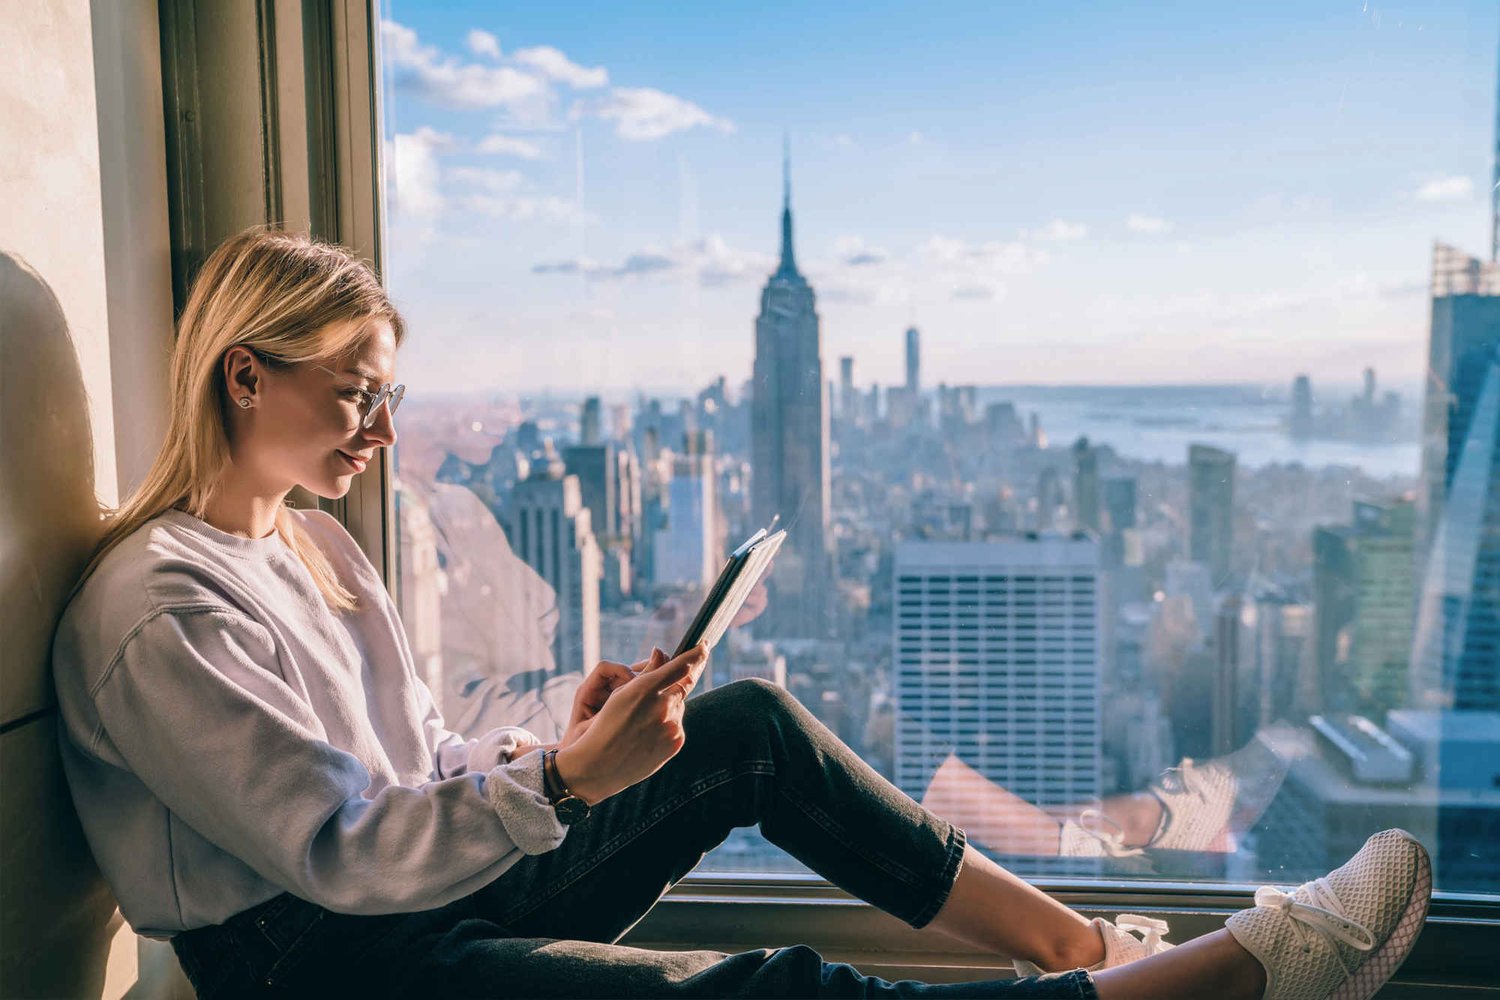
left=542, top=749, right=573, bottom=802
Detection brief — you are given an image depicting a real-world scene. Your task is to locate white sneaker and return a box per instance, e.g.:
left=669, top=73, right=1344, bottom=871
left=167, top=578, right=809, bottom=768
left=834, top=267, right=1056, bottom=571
left=1012, top=914, right=1175, bottom=977
left=1058, top=809, right=1144, bottom=858
left=1226, top=829, right=1432, bottom=1000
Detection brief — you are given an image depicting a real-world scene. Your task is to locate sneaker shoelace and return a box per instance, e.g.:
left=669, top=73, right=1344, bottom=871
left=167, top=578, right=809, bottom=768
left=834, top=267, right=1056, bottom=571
left=1114, top=913, right=1172, bottom=953
left=1075, top=809, right=1145, bottom=857
left=1253, top=877, right=1377, bottom=975
left=1157, top=759, right=1207, bottom=800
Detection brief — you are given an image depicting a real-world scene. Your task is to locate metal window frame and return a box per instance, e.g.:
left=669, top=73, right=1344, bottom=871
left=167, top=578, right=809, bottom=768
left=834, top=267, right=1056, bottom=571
left=214, top=1, right=1500, bottom=991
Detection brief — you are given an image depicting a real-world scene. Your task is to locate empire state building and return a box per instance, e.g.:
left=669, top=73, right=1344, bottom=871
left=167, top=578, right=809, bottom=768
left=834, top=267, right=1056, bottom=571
left=751, top=150, right=833, bottom=638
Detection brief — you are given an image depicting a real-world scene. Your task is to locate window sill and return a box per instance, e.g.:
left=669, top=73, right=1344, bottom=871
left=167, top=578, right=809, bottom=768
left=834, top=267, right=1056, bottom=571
left=619, top=873, right=1500, bottom=995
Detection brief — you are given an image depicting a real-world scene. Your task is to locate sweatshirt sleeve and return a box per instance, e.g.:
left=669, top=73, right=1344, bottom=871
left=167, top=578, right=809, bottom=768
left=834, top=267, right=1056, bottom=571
left=425, top=711, right=543, bottom=779
left=88, top=608, right=567, bottom=915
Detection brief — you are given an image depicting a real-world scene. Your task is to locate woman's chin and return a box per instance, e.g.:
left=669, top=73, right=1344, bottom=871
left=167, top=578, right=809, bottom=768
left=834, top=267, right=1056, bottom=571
left=307, top=476, right=354, bottom=500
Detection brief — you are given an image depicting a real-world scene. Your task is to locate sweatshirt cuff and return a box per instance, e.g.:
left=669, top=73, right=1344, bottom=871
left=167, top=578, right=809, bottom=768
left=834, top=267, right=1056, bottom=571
left=471, top=725, right=544, bottom=773
left=485, top=752, right=567, bottom=856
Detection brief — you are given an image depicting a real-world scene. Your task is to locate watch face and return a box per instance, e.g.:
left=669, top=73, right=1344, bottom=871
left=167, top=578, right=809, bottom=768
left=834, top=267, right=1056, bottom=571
left=556, top=795, right=591, bottom=825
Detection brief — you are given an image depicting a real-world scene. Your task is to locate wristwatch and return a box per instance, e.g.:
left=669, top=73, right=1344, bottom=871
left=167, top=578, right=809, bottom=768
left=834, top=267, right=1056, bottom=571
left=541, top=748, right=592, bottom=825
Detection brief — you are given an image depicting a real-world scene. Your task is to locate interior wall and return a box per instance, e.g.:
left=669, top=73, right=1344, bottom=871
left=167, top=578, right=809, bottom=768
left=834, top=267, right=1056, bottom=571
left=0, top=0, right=181, bottom=996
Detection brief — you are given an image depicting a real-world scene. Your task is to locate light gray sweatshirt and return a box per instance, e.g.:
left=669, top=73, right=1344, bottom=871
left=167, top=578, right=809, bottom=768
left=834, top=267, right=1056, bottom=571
left=51, top=507, right=567, bottom=940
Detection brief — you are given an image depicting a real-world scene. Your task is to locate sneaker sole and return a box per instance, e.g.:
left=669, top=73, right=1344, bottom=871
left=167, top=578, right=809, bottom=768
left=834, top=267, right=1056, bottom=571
left=1328, top=831, right=1432, bottom=1000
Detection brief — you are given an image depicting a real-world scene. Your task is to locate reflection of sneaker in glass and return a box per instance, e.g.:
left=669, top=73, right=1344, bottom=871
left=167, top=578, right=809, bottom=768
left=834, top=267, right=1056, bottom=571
left=1059, top=809, right=1143, bottom=858
left=1147, top=736, right=1290, bottom=852
left=1145, top=758, right=1238, bottom=851
left=1226, top=829, right=1431, bottom=1000
left=1013, top=914, right=1175, bottom=977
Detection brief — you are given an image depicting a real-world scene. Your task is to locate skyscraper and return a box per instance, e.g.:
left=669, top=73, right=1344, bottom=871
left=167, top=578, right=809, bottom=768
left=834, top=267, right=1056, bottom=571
left=511, top=452, right=602, bottom=674
left=652, top=431, right=722, bottom=589
left=905, top=326, right=921, bottom=394
left=580, top=396, right=603, bottom=447
left=1072, top=436, right=1100, bottom=533
left=1102, top=477, right=1137, bottom=532
left=751, top=146, right=832, bottom=638
left=892, top=538, right=1103, bottom=844
left=1312, top=499, right=1416, bottom=715
left=1189, top=444, right=1236, bottom=585
left=1413, top=245, right=1500, bottom=712
left=1291, top=375, right=1314, bottom=439
left=563, top=440, right=640, bottom=607
left=1416, top=245, right=1500, bottom=573
left=839, top=355, right=856, bottom=423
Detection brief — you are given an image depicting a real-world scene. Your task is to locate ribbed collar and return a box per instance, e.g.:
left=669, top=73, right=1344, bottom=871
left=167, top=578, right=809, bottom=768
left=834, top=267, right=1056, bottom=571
left=159, top=508, right=290, bottom=558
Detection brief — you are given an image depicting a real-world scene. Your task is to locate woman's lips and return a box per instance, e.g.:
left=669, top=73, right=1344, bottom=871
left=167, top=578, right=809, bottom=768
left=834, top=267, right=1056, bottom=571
left=337, top=450, right=368, bottom=472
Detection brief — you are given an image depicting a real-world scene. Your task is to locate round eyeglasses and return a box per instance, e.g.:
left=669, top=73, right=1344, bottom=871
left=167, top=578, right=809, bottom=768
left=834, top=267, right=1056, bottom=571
left=311, top=363, right=405, bottom=430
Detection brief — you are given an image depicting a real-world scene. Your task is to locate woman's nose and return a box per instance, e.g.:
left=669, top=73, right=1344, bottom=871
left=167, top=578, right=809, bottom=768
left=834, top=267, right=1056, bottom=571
left=361, top=398, right=398, bottom=447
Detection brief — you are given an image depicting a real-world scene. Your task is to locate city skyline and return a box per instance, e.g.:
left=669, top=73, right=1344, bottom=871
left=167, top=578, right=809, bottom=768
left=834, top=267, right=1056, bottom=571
left=381, top=1, right=1500, bottom=893
left=380, top=1, right=1497, bottom=393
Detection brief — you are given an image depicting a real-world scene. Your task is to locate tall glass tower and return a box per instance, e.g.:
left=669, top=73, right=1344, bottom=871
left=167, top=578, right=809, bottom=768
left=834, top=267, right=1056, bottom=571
left=1413, top=249, right=1500, bottom=712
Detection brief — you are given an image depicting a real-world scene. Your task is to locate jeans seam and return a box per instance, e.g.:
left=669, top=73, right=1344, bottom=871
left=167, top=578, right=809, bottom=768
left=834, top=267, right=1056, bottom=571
left=259, top=909, right=326, bottom=987
left=499, top=760, right=776, bottom=925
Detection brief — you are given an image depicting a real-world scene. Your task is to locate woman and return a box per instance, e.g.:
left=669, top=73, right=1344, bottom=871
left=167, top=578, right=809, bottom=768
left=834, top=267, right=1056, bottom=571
left=52, top=229, right=1431, bottom=1000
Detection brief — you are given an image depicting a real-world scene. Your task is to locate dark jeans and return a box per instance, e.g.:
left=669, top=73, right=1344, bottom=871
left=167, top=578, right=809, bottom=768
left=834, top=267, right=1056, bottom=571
left=171, top=678, right=1098, bottom=999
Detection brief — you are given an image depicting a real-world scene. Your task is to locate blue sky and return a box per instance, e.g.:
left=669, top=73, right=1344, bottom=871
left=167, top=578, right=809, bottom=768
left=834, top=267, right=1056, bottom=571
left=379, top=0, right=1497, bottom=396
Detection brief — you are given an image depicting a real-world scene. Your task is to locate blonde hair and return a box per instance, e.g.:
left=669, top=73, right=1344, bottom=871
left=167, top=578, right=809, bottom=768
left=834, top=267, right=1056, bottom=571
left=79, top=227, right=406, bottom=612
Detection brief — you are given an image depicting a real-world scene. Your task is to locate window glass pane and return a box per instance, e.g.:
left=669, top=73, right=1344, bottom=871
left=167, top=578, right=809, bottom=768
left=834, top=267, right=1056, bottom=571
left=379, top=2, right=1500, bottom=895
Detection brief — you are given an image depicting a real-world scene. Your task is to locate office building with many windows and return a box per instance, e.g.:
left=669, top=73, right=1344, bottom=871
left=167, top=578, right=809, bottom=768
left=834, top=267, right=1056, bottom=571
left=892, top=537, right=1103, bottom=823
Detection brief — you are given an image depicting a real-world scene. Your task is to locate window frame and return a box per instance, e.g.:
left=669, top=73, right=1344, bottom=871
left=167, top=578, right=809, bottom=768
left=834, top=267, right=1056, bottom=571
left=322, top=0, right=1499, bottom=989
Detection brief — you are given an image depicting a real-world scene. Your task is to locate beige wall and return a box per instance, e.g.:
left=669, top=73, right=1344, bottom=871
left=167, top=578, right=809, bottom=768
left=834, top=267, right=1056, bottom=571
left=1, top=0, right=182, bottom=995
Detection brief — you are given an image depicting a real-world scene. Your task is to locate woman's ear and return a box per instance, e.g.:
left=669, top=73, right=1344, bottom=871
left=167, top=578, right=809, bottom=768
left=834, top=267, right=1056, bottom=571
left=223, top=346, right=260, bottom=403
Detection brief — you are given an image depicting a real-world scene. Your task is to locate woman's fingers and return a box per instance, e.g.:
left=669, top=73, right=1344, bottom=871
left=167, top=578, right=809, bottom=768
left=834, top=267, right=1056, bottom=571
left=592, top=660, right=637, bottom=689
left=576, top=660, right=637, bottom=717
left=652, top=645, right=707, bottom=700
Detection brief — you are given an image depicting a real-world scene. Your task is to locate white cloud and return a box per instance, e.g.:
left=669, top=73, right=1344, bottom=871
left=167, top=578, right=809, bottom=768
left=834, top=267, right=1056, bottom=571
left=1126, top=213, right=1174, bottom=235
left=512, top=45, right=608, bottom=89
left=466, top=28, right=501, bottom=60
left=389, top=127, right=455, bottom=220
left=533, top=258, right=597, bottom=275
left=388, top=136, right=581, bottom=225
left=834, top=235, right=889, bottom=266
left=951, top=283, right=1002, bottom=301
left=913, top=235, right=1043, bottom=303
left=531, top=235, right=770, bottom=284
left=449, top=166, right=525, bottom=193
left=908, top=130, right=926, bottom=145
left=462, top=194, right=585, bottom=222
left=477, top=134, right=544, bottom=159
left=576, top=87, right=734, bottom=141
left=1031, top=219, right=1088, bottom=242
left=1414, top=175, right=1474, bottom=203
left=382, top=19, right=548, bottom=113
left=918, top=235, right=1046, bottom=273
left=693, top=235, right=774, bottom=285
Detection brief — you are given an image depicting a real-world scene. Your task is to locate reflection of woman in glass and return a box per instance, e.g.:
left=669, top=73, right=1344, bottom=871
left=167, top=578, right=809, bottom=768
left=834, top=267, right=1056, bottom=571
left=53, top=230, right=1430, bottom=1000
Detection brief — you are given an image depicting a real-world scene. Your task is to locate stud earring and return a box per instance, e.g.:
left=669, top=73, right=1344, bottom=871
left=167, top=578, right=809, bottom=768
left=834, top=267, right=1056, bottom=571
left=238, top=398, right=252, bottom=408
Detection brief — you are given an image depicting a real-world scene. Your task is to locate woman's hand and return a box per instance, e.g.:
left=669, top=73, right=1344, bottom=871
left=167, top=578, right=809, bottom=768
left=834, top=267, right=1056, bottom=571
left=561, top=656, right=651, bottom=747
left=552, top=645, right=708, bottom=805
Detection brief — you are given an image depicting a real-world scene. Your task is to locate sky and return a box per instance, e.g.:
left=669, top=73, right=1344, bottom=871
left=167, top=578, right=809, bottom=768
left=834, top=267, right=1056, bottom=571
left=378, top=0, right=1498, bottom=397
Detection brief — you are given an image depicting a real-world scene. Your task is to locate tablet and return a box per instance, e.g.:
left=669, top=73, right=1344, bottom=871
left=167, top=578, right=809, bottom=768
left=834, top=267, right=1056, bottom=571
left=672, top=527, right=786, bottom=657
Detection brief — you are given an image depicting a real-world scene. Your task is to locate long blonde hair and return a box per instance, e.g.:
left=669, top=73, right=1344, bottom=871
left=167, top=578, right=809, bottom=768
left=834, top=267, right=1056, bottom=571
left=79, top=227, right=406, bottom=612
